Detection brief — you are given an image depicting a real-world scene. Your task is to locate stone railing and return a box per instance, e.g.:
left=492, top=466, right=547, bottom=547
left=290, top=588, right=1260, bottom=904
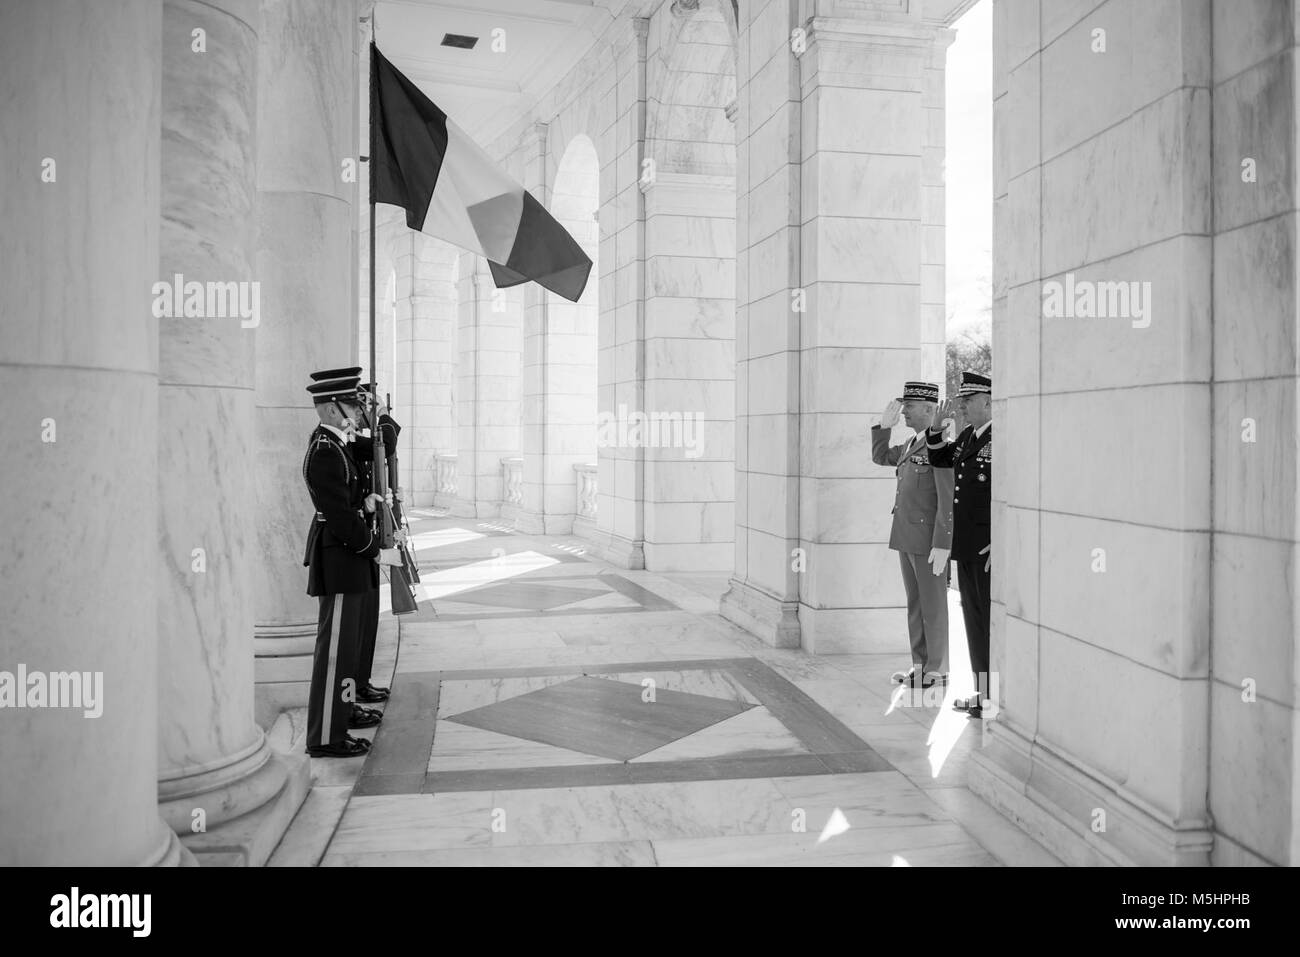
left=433, top=452, right=457, bottom=506
left=574, top=463, right=597, bottom=520
left=500, top=456, right=523, bottom=508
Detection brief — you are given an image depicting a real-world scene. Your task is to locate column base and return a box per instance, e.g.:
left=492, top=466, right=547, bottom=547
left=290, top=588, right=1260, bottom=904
left=144, top=823, right=199, bottom=866
left=719, top=579, right=800, bottom=649
left=449, top=497, right=500, bottom=518
left=572, top=520, right=645, bottom=569
left=254, top=629, right=315, bottom=726
left=513, top=508, right=574, bottom=535
left=797, top=605, right=909, bottom=655
left=642, top=541, right=733, bottom=571
left=969, top=717, right=1213, bottom=866
left=163, top=746, right=310, bottom=867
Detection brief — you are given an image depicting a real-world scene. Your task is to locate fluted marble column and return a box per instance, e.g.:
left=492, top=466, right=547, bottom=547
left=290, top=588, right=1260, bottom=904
left=156, top=0, right=307, bottom=865
left=0, top=0, right=189, bottom=866
left=253, top=0, right=360, bottom=714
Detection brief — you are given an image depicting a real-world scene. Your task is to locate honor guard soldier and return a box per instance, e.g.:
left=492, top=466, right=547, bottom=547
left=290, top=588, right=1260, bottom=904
left=872, top=381, right=954, bottom=689
left=301, top=370, right=394, bottom=757
left=928, top=372, right=993, bottom=718
left=354, top=380, right=401, bottom=703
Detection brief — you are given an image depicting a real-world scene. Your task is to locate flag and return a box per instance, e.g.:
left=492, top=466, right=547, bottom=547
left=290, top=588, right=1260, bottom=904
left=369, top=43, right=592, bottom=303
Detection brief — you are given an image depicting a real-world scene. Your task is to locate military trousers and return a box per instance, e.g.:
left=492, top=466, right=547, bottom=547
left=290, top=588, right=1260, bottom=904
left=898, top=550, right=949, bottom=674
left=957, top=559, right=991, bottom=698
left=307, top=591, right=365, bottom=749
left=357, top=584, right=381, bottom=687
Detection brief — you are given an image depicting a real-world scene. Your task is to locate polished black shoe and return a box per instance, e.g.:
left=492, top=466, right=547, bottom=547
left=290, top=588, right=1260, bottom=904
left=953, top=697, right=984, bottom=718
left=349, top=705, right=383, bottom=729
left=307, top=735, right=371, bottom=758
left=891, top=667, right=919, bottom=686
left=357, top=683, right=390, bottom=703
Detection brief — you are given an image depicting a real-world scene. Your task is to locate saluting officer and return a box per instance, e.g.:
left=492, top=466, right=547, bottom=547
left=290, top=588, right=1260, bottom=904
left=928, top=372, right=993, bottom=718
left=301, top=370, right=396, bottom=758
left=872, top=381, right=954, bottom=689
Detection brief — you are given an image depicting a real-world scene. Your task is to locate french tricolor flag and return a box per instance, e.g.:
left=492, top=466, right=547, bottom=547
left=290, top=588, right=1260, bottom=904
left=369, top=44, right=592, bottom=303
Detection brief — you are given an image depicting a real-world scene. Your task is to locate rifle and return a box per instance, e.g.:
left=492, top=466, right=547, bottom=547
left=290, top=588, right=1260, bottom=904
left=370, top=393, right=419, bottom=615
left=386, top=392, right=421, bottom=585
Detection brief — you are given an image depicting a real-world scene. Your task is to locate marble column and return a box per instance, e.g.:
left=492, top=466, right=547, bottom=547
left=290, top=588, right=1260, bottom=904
left=920, top=30, right=954, bottom=387
left=585, top=19, right=650, bottom=566
left=1204, top=0, right=1300, bottom=867
left=395, top=232, right=459, bottom=508
left=252, top=0, right=359, bottom=718
left=455, top=257, right=523, bottom=516
left=517, top=121, right=598, bottom=535
left=723, top=4, right=940, bottom=650
left=0, top=0, right=188, bottom=866
left=155, top=0, right=308, bottom=866
left=971, top=0, right=1215, bottom=866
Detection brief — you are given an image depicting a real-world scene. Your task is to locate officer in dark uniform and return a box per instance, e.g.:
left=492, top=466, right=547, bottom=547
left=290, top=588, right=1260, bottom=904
left=301, top=371, right=393, bottom=757
left=927, top=372, right=993, bottom=718
left=307, top=370, right=402, bottom=704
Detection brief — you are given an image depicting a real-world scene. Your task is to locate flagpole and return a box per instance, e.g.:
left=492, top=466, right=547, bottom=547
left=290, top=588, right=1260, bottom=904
left=368, top=19, right=378, bottom=459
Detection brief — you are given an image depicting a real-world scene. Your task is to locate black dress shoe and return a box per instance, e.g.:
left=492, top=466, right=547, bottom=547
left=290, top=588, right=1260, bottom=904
left=953, top=697, right=984, bottom=718
left=357, top=683, right=390, bottom=703
left=349, top=705, right=383, bottom=729
left=891, top=668, right=919, bottom=686
left=307, top=736, right=370, bottom=758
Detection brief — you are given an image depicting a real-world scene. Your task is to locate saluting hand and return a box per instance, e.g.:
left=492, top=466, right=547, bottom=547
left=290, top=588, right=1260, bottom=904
left=936, top=398, right=960, bottom=432
left=880, top=399, right=902, bottom=429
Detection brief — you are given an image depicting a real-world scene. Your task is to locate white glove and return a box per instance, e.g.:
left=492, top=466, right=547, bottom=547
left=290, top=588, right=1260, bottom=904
left=375, top=547, right=402, bottom=566
left=929, top=547, right=950, bottom=576
left=980, top=543, right=990, bottom=573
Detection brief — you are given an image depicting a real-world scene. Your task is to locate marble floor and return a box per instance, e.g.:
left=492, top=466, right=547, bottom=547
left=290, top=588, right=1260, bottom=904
left=268, top=510, right=1061, bottom=867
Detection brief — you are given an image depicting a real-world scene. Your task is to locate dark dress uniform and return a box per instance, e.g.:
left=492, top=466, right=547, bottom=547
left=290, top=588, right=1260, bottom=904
left=351, top=404, right=400, bottom=697
left=927, top=375, right=992, bottom=703
left=302, top=382, right=381, bottom=754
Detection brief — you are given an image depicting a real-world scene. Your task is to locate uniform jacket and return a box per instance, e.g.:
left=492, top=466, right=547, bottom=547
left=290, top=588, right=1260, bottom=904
left=352, top=414, right=401, bottom=490
left=302, top=425, right=381, bottom=596
left=926, top=422, right=991, bottom=562
left=871, top=426, right=955, bottom=555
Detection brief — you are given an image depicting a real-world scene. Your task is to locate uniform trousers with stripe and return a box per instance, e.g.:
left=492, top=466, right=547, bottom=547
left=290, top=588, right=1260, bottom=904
left=308, top=591, right=366, bottom=748
left=357, top=584, right=380, bottom=688
left=957, top=558, right=991, bottom=699
left=898, top=550, right=949, bottom=674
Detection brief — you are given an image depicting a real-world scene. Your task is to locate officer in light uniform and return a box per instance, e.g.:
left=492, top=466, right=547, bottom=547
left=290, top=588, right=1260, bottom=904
left=300, top=371, right=397, bottom=758
left=928, top=372, right=993, bottom=718
left=871, top=381, right=954, bottom=688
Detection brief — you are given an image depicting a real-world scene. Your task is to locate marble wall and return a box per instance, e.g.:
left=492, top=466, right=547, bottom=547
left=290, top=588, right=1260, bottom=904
left=973, top=0, right=1300, bottom=868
